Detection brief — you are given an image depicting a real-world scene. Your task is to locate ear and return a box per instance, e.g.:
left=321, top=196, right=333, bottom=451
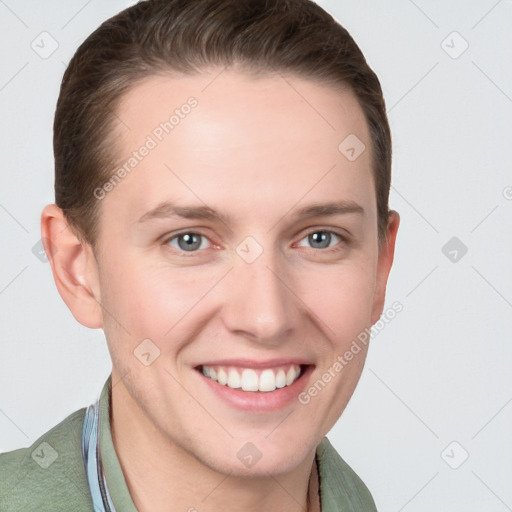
left=371, top=210, right=400, bottom=325
left=41, top=204, right=103, bottom=329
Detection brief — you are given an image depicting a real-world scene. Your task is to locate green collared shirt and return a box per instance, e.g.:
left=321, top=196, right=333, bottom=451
left=0, top=375, right=377, bottom=511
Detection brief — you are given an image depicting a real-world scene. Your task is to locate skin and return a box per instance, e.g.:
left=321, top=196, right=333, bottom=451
left=42, top=68, right=399, bottom=512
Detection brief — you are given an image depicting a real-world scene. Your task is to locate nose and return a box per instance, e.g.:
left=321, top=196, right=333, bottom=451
left=220, top=245, right=299, bottom=344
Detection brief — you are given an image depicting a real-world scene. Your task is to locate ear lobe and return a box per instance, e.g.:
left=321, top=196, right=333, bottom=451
left=41, top=204, right=103, bottom=329
left=371, top=210, right=400, bottom=325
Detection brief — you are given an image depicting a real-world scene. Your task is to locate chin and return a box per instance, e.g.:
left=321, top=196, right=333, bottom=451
left=194, top=437, right=315, bottom=478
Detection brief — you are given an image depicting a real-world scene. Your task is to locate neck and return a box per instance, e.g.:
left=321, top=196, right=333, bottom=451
left=110, top=379, right=321, bottom=512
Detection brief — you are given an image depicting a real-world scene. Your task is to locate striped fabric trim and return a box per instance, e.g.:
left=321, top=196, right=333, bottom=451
left=81, top=400, right=116, bottom=512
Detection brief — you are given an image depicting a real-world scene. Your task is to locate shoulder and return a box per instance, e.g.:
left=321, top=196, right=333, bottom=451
left=317, top=437, right=378, bottom=511
left=0, top=408, right=93, bottom=511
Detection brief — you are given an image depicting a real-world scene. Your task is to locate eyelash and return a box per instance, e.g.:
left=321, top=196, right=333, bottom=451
left=162, top=229, right=350, bottom=256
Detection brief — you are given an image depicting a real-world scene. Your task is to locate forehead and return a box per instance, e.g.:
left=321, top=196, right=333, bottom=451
left=103, top=69, right=374, bottom=226
left=115, top=69, right=369, bottom=150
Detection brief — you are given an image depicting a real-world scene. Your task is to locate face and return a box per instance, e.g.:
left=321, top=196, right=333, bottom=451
left=87, top=69, right=397, bottom=476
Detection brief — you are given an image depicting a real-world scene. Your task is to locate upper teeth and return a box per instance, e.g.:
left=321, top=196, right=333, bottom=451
left=202, top=364, right=302, bottom=392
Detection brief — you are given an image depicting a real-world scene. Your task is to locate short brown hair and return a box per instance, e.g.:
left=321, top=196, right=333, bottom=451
left=54, top=0, right=391, bottom=246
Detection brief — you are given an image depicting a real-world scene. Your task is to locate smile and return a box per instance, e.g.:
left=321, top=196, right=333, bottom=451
left=200, top=364, right=302, bottom=392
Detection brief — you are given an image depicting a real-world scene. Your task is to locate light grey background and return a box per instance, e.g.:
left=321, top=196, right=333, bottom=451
left=1, top=1, right=511, bottom=511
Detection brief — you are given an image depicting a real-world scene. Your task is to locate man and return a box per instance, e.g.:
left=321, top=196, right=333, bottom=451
left=0, top=0, right=399, bottom=510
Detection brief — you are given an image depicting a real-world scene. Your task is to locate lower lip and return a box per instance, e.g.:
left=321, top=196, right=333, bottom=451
left=196, top=366, right=314, bottom=412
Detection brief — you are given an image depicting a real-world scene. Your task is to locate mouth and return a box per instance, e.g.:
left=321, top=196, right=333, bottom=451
left=197, top=363, right=306, bottom=392
left=194, top=361, right=314, bottom=411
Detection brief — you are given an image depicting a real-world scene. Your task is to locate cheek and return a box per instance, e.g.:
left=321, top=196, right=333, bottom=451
left=301, top=261, right=376, bottom=344
left=98, top=253, right=214, bottom=338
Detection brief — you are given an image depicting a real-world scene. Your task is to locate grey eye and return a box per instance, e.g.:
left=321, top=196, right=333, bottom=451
left=168, top=233, right=209, bottom=252
left=298, top=231, right=341, bottom=250
left=309, top=232, right=331, bottom=249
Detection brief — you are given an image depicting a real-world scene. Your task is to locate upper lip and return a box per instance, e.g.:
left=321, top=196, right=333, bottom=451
left=195, top=357, right=314, bottom=369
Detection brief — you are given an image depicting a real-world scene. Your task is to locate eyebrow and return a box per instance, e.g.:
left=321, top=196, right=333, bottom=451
left=136, top=200, right=364, bottom=225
